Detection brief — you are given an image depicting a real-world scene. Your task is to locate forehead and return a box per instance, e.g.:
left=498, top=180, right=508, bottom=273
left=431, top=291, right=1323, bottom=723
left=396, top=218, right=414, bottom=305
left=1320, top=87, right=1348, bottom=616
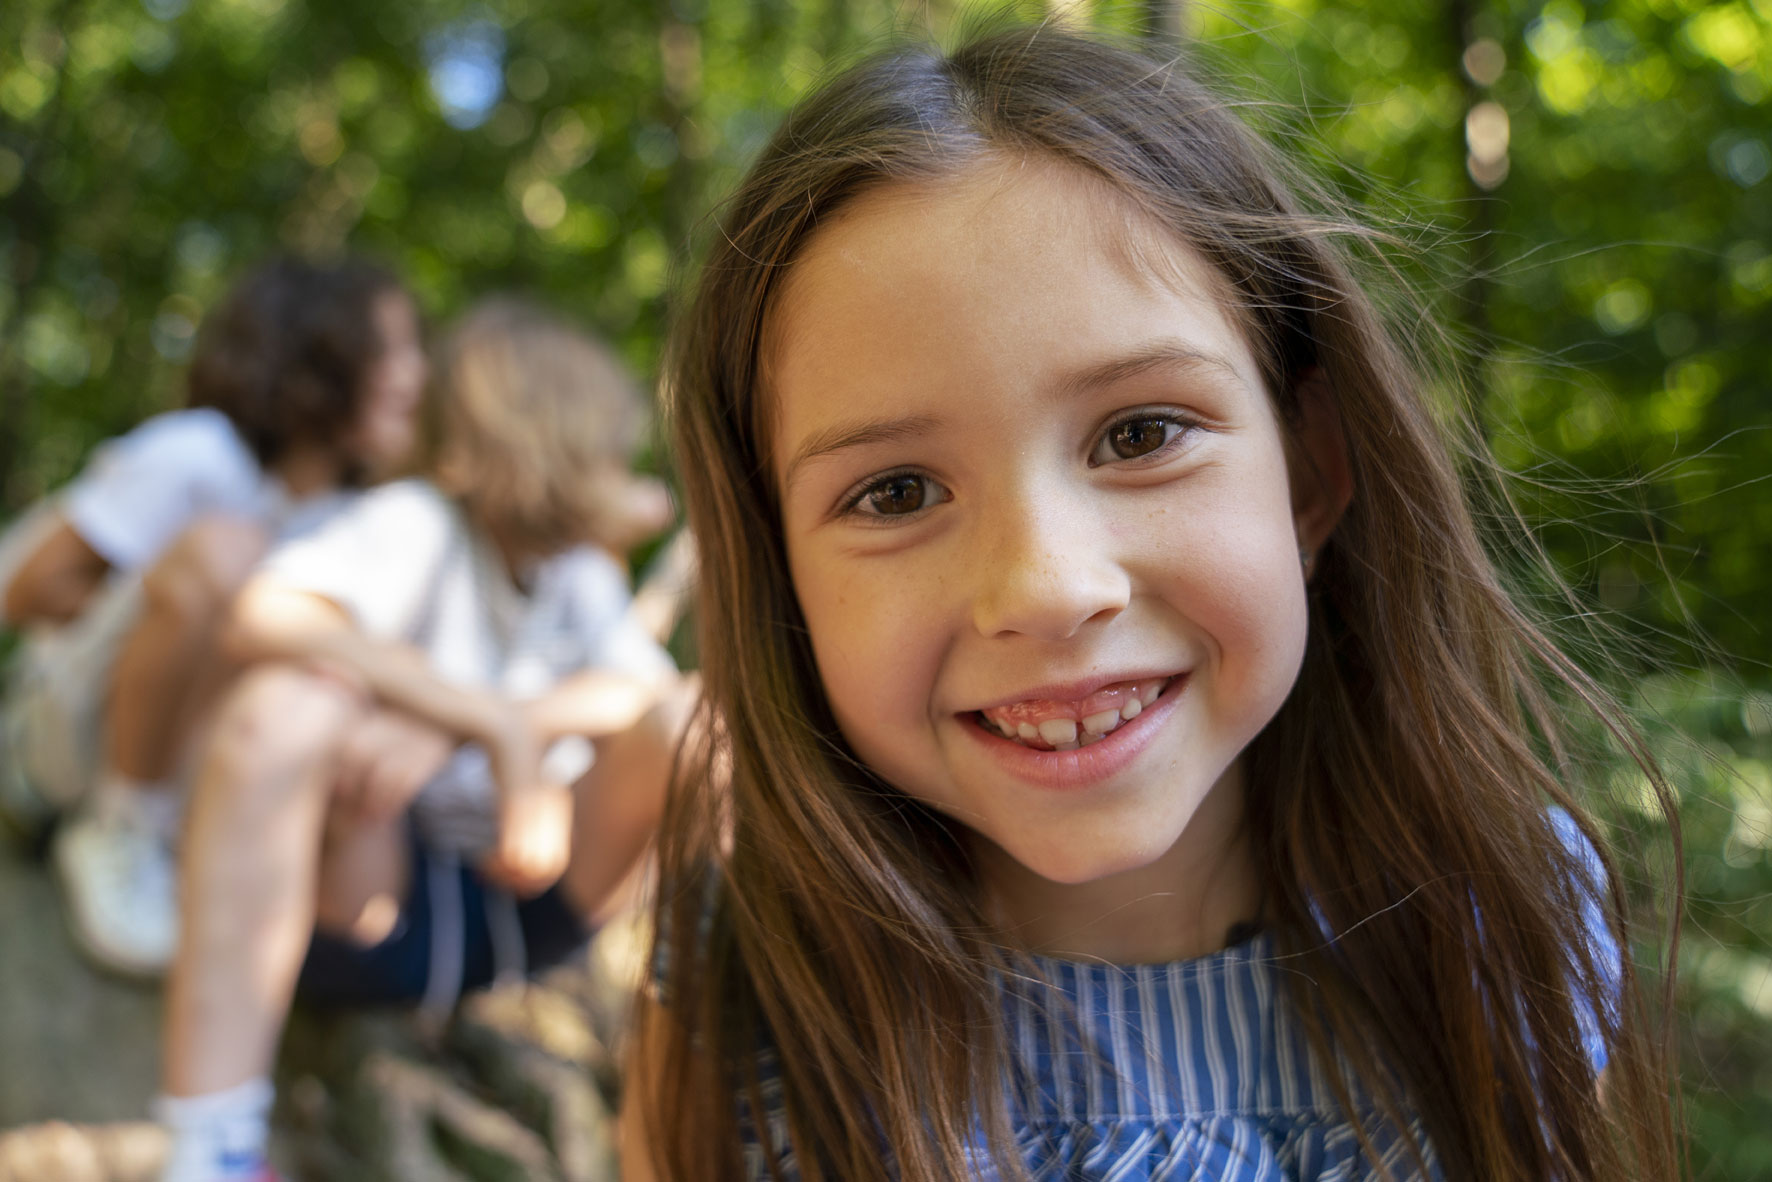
left=762, top=157, right=1260, bottom=473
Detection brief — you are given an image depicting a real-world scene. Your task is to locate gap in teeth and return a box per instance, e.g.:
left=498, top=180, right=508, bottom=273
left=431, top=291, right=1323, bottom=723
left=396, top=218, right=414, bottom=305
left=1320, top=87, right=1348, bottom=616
left=980, top=677, right=1170, bottom=750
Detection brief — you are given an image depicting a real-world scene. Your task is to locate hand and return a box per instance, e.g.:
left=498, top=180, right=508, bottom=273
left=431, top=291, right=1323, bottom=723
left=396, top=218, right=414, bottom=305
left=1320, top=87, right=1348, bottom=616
left=332, top=708, right=457, bottom=824
left=479, top=705, right=572, bottom=895
left=480, top=780, right=575, bottom=897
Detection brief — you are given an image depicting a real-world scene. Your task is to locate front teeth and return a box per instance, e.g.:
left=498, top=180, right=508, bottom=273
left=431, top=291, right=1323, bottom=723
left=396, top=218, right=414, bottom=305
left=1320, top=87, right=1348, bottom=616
left=1037, top=719, right=1078, bottom=746
left=1081, top=709, right=1119, bottom=736
left=983, top=679, right=1171, bottom=751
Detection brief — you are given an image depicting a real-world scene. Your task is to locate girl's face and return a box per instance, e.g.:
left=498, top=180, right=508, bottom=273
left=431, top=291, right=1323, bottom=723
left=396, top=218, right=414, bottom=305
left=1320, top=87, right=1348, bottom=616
left=349, top=290, right=427, bottom=472
left=769, top=160, right=1349, bottom=928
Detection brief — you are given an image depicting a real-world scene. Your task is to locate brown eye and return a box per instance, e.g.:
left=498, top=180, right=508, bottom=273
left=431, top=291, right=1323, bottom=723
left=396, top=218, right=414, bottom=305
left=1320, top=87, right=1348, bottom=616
left=863, top=474, right=930, bottom=516
left=1104, top=418, right=1175, bottom=461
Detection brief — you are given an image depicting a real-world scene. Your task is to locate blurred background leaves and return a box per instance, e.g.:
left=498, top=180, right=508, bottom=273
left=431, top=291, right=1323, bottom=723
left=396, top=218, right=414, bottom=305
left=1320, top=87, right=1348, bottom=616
left=1, top=0, right=1768, bottom=1174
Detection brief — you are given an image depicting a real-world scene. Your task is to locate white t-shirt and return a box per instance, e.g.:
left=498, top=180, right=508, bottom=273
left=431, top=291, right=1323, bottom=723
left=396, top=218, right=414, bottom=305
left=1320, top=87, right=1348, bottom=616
left=61, top=407, right=292, bottom=571
left=261, top=478, right=675, bottom=852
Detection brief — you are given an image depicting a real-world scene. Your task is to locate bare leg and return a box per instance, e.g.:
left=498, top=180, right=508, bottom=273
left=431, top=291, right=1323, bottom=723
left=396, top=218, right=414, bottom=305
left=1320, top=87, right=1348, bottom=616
left=559, top=682, right=698, bottom=927
left=313, top=805, right=410, bottom=946
left=162, top=664, right=361, bottom=1097
left=106, top=517, right=267, bottom=784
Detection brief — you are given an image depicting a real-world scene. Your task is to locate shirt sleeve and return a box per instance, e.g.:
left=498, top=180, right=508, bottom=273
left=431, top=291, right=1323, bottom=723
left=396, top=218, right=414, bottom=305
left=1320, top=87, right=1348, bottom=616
left=1548, top=806, right=1622, bottom=1076
left=0, top=500, right=67, bottom=622
left=61, top=409, right=264, bottom=571
left=561, top=549, right=677, bottom=682
left=257, top=480, right=455, bottom=640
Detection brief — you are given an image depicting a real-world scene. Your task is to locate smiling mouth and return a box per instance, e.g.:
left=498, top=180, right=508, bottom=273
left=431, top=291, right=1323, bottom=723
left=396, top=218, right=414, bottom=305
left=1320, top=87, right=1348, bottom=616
left=973, top=677, right=1176, bottom=751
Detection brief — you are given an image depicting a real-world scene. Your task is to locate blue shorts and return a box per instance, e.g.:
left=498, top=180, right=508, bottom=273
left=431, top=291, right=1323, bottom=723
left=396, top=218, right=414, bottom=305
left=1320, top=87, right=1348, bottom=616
left=296, top=833, right=591, bottom=1009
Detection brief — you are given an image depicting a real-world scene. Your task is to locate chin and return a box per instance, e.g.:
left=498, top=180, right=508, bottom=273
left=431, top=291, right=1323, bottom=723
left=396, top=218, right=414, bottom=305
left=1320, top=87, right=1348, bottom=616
left=1011, top=837, right=1170, bottom=887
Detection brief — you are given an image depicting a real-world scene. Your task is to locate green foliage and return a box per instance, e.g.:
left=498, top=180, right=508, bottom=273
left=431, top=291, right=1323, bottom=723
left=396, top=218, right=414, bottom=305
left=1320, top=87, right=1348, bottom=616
left=1606, top=670, right=1772, bottom=1178
left=2, top=0, right=1768, bottom=1172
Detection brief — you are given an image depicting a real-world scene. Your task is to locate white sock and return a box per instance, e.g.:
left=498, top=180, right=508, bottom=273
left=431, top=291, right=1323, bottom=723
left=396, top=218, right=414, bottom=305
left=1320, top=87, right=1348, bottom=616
left=91, top=770, right=182, bottom=842
left=155, top=1077, right=274, bottom=1182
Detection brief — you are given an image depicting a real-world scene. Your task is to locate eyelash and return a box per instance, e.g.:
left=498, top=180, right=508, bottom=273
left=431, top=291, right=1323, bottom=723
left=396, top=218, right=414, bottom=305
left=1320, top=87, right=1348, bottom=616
left=836, top=409, right=1203, bottom=522
left=838, top=467, right=943, bottom=522
left=1088, top=408, right=1202, bottom=467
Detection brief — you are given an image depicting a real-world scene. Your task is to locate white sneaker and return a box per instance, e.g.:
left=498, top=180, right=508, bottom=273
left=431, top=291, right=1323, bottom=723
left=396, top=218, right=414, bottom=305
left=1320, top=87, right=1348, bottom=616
left=53, top=800, right=179, bottom=977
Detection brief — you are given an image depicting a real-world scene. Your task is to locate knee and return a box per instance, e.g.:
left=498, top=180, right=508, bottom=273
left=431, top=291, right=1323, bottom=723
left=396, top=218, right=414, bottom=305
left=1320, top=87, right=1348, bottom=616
left=639, top=675, right=702, bottom=752
left=202, top=664, right=359, bottom=793
left=139, top=517, right=268, bottom=627
left=595, top=677, right=702, bottom=806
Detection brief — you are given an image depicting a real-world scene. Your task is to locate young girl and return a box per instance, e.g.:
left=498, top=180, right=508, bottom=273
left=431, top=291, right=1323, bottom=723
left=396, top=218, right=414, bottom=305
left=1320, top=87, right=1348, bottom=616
left=626, top=24, right=1679, bottom=1182
left=156, top=298, right=688, bottom=1182
left=0, top=255, right=425, bottom=976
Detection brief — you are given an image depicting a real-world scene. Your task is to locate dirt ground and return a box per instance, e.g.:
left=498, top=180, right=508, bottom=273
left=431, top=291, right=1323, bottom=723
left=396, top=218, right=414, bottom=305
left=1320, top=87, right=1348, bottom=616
left=0, top=832, right=166, bottom=1178
left=0, top=833, right=635, bottom=1181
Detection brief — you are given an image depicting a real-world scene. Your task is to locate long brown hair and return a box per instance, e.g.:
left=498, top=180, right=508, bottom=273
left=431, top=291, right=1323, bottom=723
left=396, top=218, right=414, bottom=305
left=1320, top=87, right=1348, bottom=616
left=646, top=23, right=1680, bottom=1181
left=426, top=298, right=647, bottom=556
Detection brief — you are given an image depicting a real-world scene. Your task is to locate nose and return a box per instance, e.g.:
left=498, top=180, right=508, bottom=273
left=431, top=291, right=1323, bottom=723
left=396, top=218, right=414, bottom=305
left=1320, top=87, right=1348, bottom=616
left=969, top=489, right=1130, bottom=641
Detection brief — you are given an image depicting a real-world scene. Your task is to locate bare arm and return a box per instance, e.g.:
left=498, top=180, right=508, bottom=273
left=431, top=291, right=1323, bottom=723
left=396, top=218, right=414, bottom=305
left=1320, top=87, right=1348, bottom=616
left=226, top=575, right=525, bottom=752
left=628, top=529, right=697, bottom=646
left=228, top=574, right=601, bottom=894
left=521, top=668, right=675, bottom=745
left=2, top=517, right=111, bottom=626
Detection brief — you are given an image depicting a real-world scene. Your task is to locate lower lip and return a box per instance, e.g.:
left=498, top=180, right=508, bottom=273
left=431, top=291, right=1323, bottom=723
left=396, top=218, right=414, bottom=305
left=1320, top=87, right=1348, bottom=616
left=959, top=676, right=1186, bottom=791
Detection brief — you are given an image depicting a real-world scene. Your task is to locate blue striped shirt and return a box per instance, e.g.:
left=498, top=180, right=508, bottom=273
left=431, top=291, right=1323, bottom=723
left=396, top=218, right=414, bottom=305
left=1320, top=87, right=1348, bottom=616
left=717, top=811, right=1611, bottom=1179
left=740, top=932, right=1440, bottom=1180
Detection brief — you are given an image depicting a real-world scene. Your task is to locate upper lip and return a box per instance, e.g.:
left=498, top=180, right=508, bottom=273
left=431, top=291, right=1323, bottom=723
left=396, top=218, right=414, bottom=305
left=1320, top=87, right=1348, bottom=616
left=961, top=670, right=1183, bottom=713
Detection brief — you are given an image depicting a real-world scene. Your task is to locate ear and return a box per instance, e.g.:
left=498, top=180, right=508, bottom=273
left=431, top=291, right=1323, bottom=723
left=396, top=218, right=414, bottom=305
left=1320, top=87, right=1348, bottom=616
left=1287, top=367, right=1354, bottom=562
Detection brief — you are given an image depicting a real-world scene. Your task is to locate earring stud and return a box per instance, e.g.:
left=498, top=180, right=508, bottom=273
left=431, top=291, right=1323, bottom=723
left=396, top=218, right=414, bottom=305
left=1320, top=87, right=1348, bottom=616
left=1299, top=546, right=1313, bottom=569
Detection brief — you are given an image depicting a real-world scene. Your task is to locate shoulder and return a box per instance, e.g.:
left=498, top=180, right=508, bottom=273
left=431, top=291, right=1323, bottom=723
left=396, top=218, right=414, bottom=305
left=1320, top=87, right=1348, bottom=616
left=60, top=410, right=265, bottom=569
left=124, top=408, right=258, bottom=475
left=1546, top=805, right=1606, bottom=885
left=79, top=408, right=259, bottom=490
left=260, top=480, right=459, bottom=637
left=1540, top=805, right=1616, bottom=968
left=548, top=547, right=677, bottom=677
left=357, top=476, right=452, bottom=515
left=265, top=480, right=456, bottom=571
left=333, top=479, right=457, bottom=538
left=545, top=545, right=630, bottom=608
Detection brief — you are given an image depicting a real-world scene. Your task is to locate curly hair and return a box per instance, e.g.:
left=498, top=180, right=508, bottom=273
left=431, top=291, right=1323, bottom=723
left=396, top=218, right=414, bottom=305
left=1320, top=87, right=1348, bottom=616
left=186, top=255, right=406, bottom=477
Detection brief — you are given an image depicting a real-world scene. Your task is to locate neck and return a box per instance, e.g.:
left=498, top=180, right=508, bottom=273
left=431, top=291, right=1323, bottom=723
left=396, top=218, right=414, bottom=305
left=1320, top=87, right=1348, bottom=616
left=274, top=445, right=343, bottom=498
left=484, top=520, right=534, bottom=586
left=976, top=762, right=1260, bottom=964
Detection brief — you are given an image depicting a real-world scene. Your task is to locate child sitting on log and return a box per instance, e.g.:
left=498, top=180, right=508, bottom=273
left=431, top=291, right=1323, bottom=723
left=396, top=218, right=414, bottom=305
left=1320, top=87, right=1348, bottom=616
left=0, top=256, right=426, bottom=977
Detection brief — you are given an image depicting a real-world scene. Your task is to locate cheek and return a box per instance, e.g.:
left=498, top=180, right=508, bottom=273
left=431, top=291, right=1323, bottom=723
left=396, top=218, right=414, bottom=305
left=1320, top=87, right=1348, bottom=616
left=790, top=544, right=946, bottom=749
left=1223, top=553, right=1309, bottom=729
left=1154, top=483, right=1309, bottom=699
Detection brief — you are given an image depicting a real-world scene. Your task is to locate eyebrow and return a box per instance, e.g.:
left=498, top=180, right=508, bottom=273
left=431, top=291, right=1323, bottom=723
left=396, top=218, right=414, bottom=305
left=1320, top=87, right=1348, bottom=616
left=780, top=343, right=1245, bottom=490
left=1055, top=341, right=1247, bottom=401
left=784, top=412, right=943, bottom=490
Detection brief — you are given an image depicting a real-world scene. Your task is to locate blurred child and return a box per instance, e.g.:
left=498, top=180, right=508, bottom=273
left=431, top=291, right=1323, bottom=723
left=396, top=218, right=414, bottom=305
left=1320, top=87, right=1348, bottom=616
left=0, top=256, right=425, bottom=976
left=155, top=299, right=688, bottom=1182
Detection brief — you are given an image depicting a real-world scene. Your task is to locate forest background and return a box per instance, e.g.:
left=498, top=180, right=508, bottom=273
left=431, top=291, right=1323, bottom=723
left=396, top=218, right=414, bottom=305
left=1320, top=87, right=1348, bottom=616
left=0, top=0, right=1768, bottom=1174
